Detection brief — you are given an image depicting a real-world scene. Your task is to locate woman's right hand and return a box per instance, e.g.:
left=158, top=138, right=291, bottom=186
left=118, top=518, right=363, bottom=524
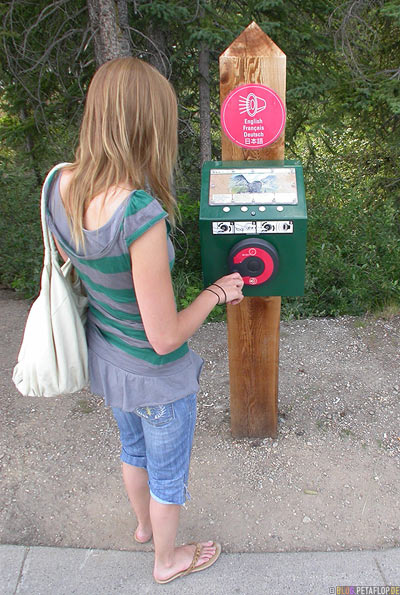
left=207, top=273, right=244, bottom=306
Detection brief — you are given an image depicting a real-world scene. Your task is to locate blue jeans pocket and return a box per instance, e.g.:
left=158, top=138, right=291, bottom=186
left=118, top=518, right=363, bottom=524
left=134, top=403, right=175, bottom=427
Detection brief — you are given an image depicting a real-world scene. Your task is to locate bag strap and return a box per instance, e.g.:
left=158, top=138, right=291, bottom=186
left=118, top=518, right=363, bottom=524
left=40, top=163, right=72, bottom=265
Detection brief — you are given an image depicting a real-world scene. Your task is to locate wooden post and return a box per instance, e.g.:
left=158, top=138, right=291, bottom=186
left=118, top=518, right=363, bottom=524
left=220, top=22, right=286, bottom=438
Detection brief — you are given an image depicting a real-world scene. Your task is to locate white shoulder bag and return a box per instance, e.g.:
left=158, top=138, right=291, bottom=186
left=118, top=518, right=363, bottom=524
left=12, top=163, right=89, bottom=397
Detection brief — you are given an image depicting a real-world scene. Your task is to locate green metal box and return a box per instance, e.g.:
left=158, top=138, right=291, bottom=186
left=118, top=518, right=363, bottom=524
left=199, top=160, right=307, bottom=297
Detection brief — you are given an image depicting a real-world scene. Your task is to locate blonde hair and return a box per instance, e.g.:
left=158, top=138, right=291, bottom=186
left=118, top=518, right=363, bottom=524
left=63, top=57, right=178, bottom=248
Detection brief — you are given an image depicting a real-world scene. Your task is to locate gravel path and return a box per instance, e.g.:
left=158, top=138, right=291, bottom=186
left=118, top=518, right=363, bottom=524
left=1, top=289, right=399, bottom=553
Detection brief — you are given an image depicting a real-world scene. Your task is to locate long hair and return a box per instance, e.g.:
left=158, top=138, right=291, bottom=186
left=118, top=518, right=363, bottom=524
left=63, top=57, right=178, bottom=248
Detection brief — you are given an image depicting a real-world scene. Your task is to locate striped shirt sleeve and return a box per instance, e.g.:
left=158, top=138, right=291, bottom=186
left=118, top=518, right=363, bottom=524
left=123, top=190, right=168, bottom=247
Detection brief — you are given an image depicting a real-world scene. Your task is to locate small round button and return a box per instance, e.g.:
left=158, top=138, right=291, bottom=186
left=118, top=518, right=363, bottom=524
left=259, top=206, right=266, bottom=212
left=251, top=210, right=256, bottom=216
left=222, top=206, right=230, bottom=212
left=240, top=206, right=248, bottom=212
left=247, top=258, right=262, bottom=273
left=277, top=206, right=284, bottom=212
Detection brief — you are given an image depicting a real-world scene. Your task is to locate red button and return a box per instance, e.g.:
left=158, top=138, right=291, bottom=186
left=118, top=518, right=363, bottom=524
left=233, top=247, right=275, bottom=285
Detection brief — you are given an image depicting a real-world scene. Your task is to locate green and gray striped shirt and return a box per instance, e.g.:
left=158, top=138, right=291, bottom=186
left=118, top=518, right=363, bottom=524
left=45, top=167, right=202, bottom=410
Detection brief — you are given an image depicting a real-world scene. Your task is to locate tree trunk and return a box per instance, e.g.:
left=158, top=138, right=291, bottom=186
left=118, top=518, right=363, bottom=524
left=117, top=0, right=131, bottom=52
left=87, top=0, right=131, bottom=67
left=199, top=41, right=211, bottom=164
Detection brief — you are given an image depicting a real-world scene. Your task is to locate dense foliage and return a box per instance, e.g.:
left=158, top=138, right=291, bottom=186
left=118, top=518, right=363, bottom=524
left=1, top=0, right=399, bottom=319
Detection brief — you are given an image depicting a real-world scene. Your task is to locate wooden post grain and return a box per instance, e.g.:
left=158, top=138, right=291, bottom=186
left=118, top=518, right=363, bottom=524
left=220, top=22, right=286, bottom=438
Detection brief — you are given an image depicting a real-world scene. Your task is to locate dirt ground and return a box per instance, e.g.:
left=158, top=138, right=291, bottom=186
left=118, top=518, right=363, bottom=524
left=1, top=288, right=399, bottom=553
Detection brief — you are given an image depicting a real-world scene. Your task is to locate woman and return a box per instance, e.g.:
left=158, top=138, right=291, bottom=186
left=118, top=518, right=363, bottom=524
left=46, top=57, right=244, bottom=584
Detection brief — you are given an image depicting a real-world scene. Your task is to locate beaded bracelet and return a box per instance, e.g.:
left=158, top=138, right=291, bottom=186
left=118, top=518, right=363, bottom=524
left=204, top=287, right=220, bottom=305
left=210, top=283, right=227, bottom=304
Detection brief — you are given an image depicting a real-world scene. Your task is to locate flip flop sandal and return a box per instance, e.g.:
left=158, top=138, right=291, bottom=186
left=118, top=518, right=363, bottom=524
left=154, top=542, right=222, bottom=585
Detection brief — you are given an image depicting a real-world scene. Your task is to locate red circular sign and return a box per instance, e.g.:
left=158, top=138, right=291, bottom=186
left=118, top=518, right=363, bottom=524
left=221, top=84, right=286, bottom=149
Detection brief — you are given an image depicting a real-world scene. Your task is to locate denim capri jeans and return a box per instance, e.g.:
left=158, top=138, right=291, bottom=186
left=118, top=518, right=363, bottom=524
left=111, top=393, right=197, bottom=505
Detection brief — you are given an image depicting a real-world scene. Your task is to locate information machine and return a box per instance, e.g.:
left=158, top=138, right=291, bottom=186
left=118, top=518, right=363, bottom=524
left=199, top=160, right=307, bottom=297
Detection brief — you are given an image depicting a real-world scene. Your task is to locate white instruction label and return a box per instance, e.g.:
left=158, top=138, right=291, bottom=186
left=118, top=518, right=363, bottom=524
left=212, top=222, right=235, bottom=234
left=234, top=221, right=257, bottom=234
left=257, top=221, right=293, bottom=234
left=212, top=220, right=293, bottom=235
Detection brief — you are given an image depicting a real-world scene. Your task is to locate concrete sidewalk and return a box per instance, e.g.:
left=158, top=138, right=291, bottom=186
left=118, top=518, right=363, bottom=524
left=2, top=544, right=400, bottom=595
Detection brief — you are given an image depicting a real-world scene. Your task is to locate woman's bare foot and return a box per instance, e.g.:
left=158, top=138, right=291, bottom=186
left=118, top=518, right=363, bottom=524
left=134, top=523, right=153, bottom=544
left=153, top=541, right=219, bottom=583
